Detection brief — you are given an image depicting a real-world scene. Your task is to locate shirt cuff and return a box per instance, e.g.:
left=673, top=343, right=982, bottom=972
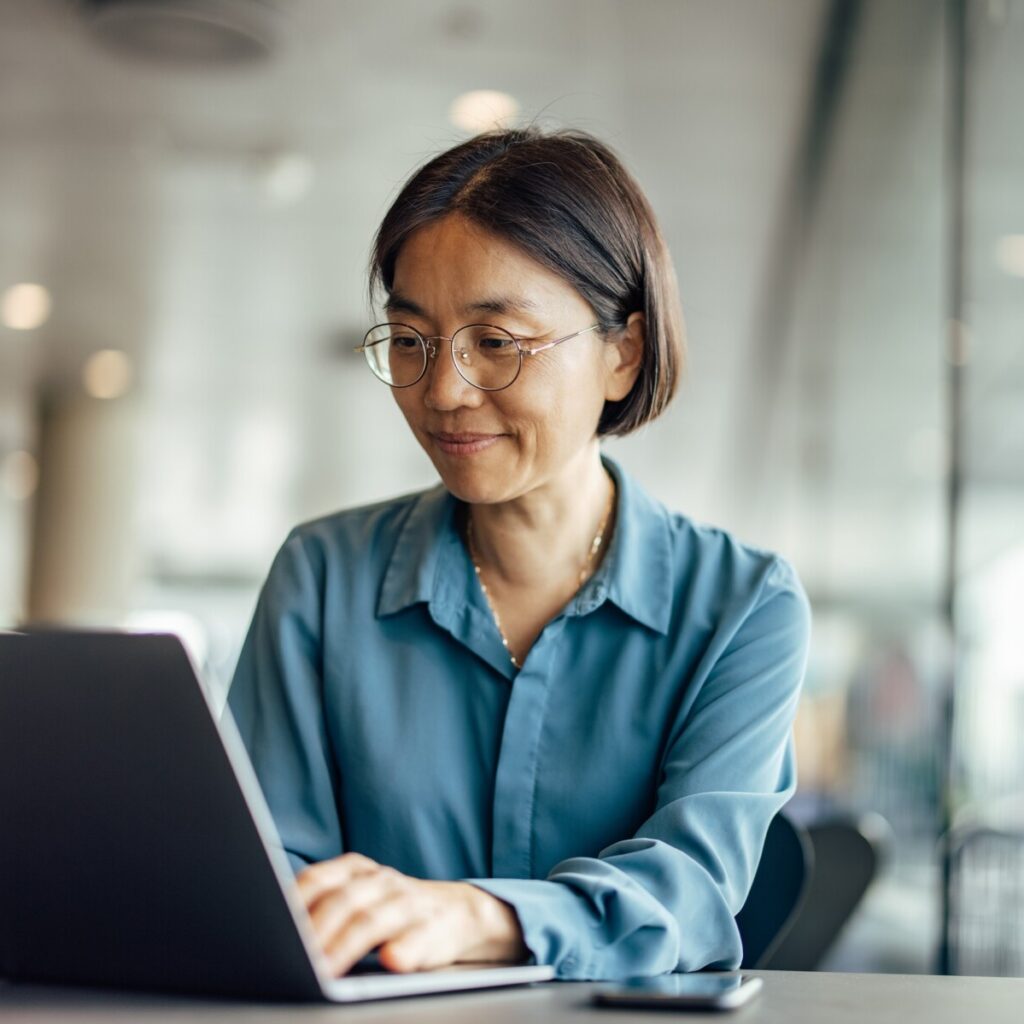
left=464, top=877, right=592, bottom=978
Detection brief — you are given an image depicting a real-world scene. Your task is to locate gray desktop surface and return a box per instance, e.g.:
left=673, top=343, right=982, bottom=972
left=1, top=971, right=1022, bottom=1023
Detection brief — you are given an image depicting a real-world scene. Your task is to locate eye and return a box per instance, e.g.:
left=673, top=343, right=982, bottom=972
left=390, top=333, right=421, bottom=350
left=477, top=334, right=516, bottom=352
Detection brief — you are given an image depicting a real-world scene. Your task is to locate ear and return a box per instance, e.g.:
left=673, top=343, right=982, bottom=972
left=603, top=312, right=645, bottom=402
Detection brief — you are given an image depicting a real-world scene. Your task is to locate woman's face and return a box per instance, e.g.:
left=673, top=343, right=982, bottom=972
left=387, top=214, right=639, bottom=505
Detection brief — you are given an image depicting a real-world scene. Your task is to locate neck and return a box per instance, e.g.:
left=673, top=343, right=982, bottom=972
left=466, top=441, right=614, bottom=590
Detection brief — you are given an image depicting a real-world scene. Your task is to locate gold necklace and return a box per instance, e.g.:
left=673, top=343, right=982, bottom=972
left=466, top=477, right=616, bottom=669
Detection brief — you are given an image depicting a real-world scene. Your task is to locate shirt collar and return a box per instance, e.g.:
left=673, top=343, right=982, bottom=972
left=582, top=455, right=673, bottom=635
left=377, top=483, right=456, bottom=618
left=377, top=454, right=673, bottom=636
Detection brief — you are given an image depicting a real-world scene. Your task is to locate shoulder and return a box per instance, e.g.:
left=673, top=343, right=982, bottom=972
left=264, top=485, right=442, bottom=589
left=642, top=503, right=812, bottom=708
left=671, top=515, right=812, bottom=673
left=672, top=511, right=805, bottom=601
left=611, top=459, right=809, bottom=642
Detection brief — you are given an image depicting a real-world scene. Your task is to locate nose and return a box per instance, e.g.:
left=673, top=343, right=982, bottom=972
left=421, top=336, right=481, bottom=412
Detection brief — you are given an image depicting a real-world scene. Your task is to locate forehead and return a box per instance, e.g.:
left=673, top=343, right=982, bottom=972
left=389, top=214, right=582, bottom=317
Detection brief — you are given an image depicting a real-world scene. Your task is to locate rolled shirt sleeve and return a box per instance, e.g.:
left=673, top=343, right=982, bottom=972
left=468, top=557, right=811, bottom=979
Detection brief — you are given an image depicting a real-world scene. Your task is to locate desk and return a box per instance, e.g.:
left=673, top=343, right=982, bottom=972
left=1, top=971, right=1022, bottom=1023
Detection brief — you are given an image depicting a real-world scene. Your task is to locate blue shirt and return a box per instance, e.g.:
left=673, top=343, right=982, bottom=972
left=227, top=456, right=811, bottom=980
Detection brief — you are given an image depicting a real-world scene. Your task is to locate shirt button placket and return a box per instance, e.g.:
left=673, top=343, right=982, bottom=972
left=489, top=620, right=565, bottom=879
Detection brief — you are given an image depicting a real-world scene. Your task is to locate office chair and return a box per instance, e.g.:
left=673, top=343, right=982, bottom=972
left=735, top=811, right=814, bottom=968
left=763, top=813, right=889, bottom=970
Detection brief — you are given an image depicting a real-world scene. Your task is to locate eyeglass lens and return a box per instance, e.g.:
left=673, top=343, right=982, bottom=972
left=362, top=324, right=522, bottom=390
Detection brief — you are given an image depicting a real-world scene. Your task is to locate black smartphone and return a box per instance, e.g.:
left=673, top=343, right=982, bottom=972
left=591, top=973, right=763, bottom=1011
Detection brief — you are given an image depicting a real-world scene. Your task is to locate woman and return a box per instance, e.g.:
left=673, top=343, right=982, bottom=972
left=227, top=127, right=811, bottom=981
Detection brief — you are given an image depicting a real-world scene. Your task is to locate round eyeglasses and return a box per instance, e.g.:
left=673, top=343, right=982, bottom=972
left=356, top=322, right=603, bottom=392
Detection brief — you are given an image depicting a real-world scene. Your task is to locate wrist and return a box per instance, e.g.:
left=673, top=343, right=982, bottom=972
left=461, top=883, right=529, bottom=963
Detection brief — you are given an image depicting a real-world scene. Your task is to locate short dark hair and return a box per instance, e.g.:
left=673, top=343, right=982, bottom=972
left=369, top=127, right=685, bottom=437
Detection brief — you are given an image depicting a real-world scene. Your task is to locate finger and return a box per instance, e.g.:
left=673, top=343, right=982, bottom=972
left=296, top=852, right=379, bottom=908
left=308, top=869, right=406, bottom=946
left=323, top=892, right=425, bottom=977
left=297, top=852, right=379, bottom=906
left=379, top=918, right=458, bottom=973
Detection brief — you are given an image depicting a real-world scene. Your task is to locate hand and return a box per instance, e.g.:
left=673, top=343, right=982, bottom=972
left=295, top=852, right=529, bottom=976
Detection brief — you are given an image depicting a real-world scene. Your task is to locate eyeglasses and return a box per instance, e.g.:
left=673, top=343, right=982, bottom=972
left=356, top=321, right=603, bottom=391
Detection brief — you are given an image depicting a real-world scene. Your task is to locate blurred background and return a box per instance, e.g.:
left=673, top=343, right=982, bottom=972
left=1, top=0, right=1022, bottom=978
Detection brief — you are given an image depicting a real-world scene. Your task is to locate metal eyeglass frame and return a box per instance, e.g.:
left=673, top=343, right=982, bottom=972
left=355, top=321, right=604, bottom=391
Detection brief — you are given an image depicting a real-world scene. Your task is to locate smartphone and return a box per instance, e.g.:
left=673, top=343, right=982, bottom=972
left=591, top=973, right=763, bottom=1011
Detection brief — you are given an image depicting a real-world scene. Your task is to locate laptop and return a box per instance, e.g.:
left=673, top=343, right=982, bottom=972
left=0, top=629, right=554, bottom=1001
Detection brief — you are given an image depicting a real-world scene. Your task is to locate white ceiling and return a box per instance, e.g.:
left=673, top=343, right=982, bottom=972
left=0, top=0, right=1021, bottom=626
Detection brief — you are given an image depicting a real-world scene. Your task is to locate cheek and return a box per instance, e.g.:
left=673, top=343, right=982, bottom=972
left=507, top=362, right=563, bottom=426
left=514, top=357, right=606, bottom=437
left=545, top=348, right=607, bottom=410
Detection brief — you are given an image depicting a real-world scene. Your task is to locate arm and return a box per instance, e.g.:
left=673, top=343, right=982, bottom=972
left=225, top=531, right=524, bottom=976
left=226, top=531, right=343, bottom=874
left=468, top=558, right=811, bottom=979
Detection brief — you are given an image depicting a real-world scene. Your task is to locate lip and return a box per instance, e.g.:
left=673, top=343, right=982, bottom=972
left=430, top=432, right=504, bottom=456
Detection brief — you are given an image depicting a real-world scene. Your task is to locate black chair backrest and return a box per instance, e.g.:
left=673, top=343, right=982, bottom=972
left=764, top=813, right=889, bottom=970
left=735, top=811, right=814, bottom=968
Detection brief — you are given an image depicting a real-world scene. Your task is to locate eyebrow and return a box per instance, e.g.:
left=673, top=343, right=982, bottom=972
left=384, top=291, right=543, bottom=319
left=383, top=292, right=426, bottom=317
left=465, top=295, right=543, bottom=317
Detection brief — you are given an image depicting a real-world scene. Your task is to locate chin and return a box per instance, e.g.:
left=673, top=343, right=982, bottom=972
left=416, top=436, right=517, bottom=504
left=425, top=457, right=512, bottom=506
left=435, top=471, right=509, bottom=506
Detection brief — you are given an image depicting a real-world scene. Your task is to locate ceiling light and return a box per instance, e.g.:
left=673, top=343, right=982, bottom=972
left=995, top=235, right=1024, bottom=278
left=83, top=349, right=134, bottom=400
left=1, top=450, right=39, bottom=501
left=449, top=90, right=520, bottom=133
left=259, top=151, right=314, bottom=205
left=80, top=0, right=276, bottom=67
left=1, top=283, right=52, bottom=330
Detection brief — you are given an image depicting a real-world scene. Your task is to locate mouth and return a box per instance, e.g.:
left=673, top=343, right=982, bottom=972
left=429, top=432, right=505, bottom=456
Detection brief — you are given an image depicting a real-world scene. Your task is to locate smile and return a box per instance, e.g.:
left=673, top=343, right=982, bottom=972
left=430, top=433, right=504, bottom=456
